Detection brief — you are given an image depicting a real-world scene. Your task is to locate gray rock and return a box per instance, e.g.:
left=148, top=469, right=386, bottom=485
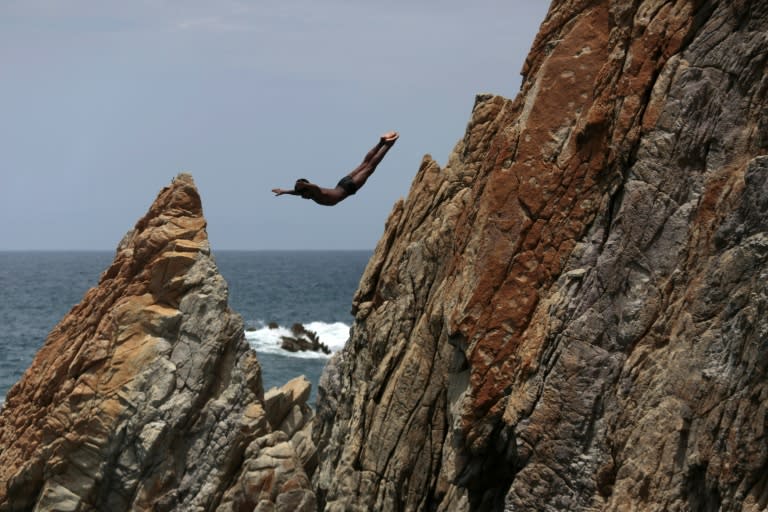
left=0, top=174, right=316, bottom=511
left=313, top=2, right=768, bottom=511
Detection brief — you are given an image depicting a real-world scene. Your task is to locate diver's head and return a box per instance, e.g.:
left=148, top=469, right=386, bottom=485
left=294, top=179, right=311, bottom=199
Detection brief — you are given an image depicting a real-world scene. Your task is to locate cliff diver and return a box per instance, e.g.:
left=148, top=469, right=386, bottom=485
left=272, top=131, right=399, bottom=206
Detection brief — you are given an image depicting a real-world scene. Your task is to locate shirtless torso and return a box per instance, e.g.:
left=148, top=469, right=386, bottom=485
left=272, top=131, right=399, bottom=206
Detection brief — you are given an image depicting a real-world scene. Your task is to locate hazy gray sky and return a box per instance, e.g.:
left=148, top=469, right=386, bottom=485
left=1, top=1, right=550, bottom=250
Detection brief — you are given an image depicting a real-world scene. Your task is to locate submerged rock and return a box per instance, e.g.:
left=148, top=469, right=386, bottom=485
left=0, top=174, right=315, bottom=511
left=313, top=1, right=768, bottom=511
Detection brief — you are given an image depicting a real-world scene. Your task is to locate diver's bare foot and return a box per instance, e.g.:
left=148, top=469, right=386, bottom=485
left=381, top=131, right=399, bottom=143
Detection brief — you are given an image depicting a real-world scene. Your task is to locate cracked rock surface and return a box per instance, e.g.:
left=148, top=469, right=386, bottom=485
left=312, top=1, right=768, bottom=511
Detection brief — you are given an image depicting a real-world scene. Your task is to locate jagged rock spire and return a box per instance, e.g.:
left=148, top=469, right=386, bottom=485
left=0, top=174, right=316, bottom=511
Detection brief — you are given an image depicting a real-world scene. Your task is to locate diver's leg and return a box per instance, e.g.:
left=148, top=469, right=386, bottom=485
left=347, top=142, right=385, bottom=178
left=347, top=133, right=399, bottom=179
left=347, top=135, right=398, bottom=190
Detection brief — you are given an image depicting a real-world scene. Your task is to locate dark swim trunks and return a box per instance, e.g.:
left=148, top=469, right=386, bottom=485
left=337, top=175, right=358, bottom=195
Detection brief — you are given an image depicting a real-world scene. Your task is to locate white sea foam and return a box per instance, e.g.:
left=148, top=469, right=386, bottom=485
left=244, top=321, right=350, bottom=359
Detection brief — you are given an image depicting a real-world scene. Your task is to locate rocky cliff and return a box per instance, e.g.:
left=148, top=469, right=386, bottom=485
left=313, top=1, right=768, bottom=511
left=0, top=174, right=316, bottom=511
left=2, top=1, right=767, bottom=511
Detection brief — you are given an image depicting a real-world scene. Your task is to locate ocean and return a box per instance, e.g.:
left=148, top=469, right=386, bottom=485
left=0, top=250, right=371, bottom=407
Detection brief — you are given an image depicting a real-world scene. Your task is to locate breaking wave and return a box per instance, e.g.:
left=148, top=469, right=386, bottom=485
left=244, top=321, right=350, bottom=359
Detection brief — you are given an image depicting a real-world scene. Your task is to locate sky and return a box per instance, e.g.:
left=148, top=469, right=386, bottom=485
left=0, top=1, right=551, bottom=250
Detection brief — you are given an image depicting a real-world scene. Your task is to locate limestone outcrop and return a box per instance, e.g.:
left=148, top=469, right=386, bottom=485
left=0, top=174, right=316, bottom=511
left=313, top=1, right=768, bottom=511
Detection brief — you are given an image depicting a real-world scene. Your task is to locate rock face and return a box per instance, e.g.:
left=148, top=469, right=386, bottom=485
left=313, top=1, right=768, bottom=511
left=0, top=174, right=315, bottom=511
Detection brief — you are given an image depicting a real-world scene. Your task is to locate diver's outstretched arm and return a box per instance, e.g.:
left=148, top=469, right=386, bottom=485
left=272, top=188, right=298, bottom=197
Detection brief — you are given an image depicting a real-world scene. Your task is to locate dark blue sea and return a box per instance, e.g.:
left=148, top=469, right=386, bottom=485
left=0, top=250, right=371, bottom=407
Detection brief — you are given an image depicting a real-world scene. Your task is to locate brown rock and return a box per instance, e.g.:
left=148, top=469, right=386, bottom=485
left=264, top=377, right=317, bottom=478
left=265, top=376, right=313, bottom=434
left=314, top=1, right=768, bottom=511
left=0, top=174, right=315, bottom=511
